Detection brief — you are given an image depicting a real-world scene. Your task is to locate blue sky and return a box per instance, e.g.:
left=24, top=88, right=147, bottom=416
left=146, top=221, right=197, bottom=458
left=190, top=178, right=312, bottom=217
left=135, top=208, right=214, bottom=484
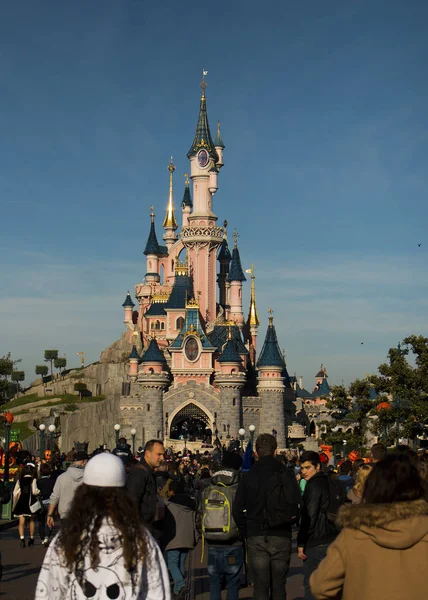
left=1, top=0, right=427, bottom=389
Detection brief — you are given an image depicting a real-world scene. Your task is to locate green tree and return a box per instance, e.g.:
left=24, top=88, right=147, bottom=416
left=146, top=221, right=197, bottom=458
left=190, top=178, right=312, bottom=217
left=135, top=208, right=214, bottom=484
left=11, top=370, right=25, bottom=397
left=35, top=365, right=49, bottom=381
left=371, top=336, right=428, bottom=445
left=74, top=382, right=87, bottom=401
left=0, top=353, right=20, bottom=403
left=54, top=357, right=67, bottom=378
left=44, top=350, right=59, bottom=380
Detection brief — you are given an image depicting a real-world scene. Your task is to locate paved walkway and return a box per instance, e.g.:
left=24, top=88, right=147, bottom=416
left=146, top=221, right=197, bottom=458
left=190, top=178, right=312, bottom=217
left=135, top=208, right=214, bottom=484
left=0, top=525, right=305, bottom=599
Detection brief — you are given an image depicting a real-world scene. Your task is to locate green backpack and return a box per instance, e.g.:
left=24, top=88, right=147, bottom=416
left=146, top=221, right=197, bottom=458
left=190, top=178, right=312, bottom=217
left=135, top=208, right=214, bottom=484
left=201, top=478, right=239, bottom=543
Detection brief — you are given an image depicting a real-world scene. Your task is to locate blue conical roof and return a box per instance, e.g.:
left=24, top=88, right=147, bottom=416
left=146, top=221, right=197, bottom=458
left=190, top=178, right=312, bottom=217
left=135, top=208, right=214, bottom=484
left=257, top=318, right=286, bottom=369
left=218, top=238, right=231, bottom=262
left=218, top=338, right=243, bottom=364
left=143, top=220, right=162, bottom=256
left=182, top=184, right=192, bottom=209
left=128, top=345, right=140, bottom=360
left=227, top=246, right=246, bottom=282
left=122, top=292, right=135, bottom=308
left=187, top=93, right=219, bottom=163
left=314, top=378, right=331, bottom=397
left=140, top=338, right=166, bottom=363
left=214, top=121, right=225, bottom=149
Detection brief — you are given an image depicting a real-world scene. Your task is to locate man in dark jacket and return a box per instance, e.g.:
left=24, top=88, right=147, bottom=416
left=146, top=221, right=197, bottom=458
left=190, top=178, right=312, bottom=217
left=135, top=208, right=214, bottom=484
left=233, top=433, right=300, bottom=600
left=112, top=437, right=133, bottom=464
left=126, top=439, right=164, bottom=526
left=297, top=450, right=338, bottom=600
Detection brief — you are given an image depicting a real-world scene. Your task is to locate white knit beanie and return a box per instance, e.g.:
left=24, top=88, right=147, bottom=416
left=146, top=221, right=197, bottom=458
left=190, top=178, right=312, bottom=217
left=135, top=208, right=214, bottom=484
left=83, top=453, right=126, bottom=487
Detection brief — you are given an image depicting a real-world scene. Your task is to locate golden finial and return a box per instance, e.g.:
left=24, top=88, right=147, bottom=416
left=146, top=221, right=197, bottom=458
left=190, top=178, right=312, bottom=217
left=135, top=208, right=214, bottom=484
left=227, top=325, right=233, bottom=340
left=268, top=308, right=274, bottom=326
left=184, top=173, right=190, bottom=186
left=201, top=69, right=208, bottom=97
left=233, top=228, right=239, bottom=248
left=163, top=157, right=178, bottom=230
left=151, top=330, right=156, bottom=339
left=223, top=219, right=228, bottom=230
left=150, top=205, right=155, bottom=223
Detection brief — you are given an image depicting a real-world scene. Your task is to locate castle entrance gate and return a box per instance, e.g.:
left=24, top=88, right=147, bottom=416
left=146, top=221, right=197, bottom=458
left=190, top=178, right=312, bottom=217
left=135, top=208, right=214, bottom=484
left=169, top=402, right=212, bottom=443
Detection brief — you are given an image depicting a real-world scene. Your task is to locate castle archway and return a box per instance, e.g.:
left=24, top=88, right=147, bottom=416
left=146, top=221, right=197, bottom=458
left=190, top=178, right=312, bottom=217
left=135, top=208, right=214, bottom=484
left=168, top=401, right=213, bottom=443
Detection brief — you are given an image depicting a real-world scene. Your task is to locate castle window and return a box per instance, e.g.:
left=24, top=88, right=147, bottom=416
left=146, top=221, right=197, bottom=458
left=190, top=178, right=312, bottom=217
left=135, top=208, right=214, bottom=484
left=147, top=404, right=150, bottom=412
left=157, top=430, right=160, bottom=438
left=176, top=317, right=185, bottom=331
left=161, top=322, right=165, bottom=330
left=223, top=424, right=226, bottom=432
left=232, top=398, right=236, bottom=406
left=238, top=288, right=242, bottom=298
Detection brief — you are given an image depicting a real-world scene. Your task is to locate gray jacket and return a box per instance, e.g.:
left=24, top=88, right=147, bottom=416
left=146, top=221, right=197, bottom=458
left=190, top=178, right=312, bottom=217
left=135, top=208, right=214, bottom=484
left=49, top=466, right=84, bottom=518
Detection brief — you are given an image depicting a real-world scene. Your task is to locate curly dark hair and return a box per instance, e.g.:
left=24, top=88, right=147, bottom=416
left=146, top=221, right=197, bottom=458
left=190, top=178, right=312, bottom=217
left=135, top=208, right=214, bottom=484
left=58, top=484, right=149, bottom=590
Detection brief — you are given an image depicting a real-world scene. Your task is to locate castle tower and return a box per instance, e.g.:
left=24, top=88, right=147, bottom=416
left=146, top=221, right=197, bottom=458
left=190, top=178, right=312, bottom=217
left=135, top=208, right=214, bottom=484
left=128, top=345, right=139, bottom=379
left=217, top=221, right=231, bottom=308
left=122, top=291, right=135, bottom=325
left=181, top=174, right=192, bottom=227
left=257, top=311, right=286, bottom=448
left=143, top=207, right=162, bottom=284
left=246, top=265, right=260, bottom=364
left=137, top=334, right=169, bottom=442
left=163, top=157, right=178, bottom=249
left=181, top=74, right=224, bottom=324
left=215, top=328, right=246, bottom=440
left=227, top=230, right=246, bottom=328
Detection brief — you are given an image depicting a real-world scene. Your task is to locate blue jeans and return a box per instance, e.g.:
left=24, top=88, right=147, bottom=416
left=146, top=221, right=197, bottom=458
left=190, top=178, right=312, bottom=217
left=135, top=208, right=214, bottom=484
left=166, top=549, right=188, bottom=594
left=207, top=545, right=244, bottom=600
left=303, top=543, right=329, bottom=600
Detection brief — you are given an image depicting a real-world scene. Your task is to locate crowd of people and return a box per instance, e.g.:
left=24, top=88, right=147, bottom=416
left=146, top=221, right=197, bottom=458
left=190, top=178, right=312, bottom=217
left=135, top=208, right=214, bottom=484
left=3, top=435, right=428, bottom=599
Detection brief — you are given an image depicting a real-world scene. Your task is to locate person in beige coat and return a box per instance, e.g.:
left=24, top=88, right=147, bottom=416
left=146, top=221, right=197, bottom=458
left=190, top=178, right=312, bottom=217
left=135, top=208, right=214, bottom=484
left=310, top=453, right=428, bottom=600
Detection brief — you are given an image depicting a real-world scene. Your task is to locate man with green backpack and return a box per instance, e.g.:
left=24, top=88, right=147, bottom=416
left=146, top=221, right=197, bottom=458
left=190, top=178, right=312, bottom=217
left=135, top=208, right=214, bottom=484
left=198, top=450, right=244, bottom=600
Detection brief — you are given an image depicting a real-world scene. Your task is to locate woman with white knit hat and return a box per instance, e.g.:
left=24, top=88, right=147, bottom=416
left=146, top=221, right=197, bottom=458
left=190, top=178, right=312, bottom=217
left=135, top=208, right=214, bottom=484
left=35, top=452, right=170, bottom=599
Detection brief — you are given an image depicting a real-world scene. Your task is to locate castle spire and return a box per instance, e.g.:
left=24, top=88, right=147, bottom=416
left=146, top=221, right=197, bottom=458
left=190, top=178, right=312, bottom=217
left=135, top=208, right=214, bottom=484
left=163, top=157, right=178, bottom=231
left=256, top=311, right=286, bottom=369
left=246, top=265, right=260, bottom=327
left=187, top=72, right=218, bottom=163
left=181, top=173, right=192, bottom=209
left=143, top=206, right=161, bottom=256
left=214, top=120, right=225, bottom=149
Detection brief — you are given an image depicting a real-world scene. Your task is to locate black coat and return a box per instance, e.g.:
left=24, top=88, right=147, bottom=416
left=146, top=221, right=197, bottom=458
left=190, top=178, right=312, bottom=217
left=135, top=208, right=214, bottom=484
left=233, top=455, right=297, bottom=538
left=126, top=459, right=157, bottom=524
left=297, top=472, right=338, bottom=550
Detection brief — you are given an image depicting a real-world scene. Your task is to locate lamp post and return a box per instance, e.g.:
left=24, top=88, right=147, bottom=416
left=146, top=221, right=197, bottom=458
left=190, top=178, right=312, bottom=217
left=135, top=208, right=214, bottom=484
left=48, top=424, right=56, bottom=451
left=3, top=412, right=14, bottom=484
left=249, top=424, right=255, bottom=447
left=114, top=423, right=121, bottom=446
left=238, top=428, right=246, bottom=451
left=130, top=428, right=136, bottom=455
left=39, top=424, right=46, bottom=459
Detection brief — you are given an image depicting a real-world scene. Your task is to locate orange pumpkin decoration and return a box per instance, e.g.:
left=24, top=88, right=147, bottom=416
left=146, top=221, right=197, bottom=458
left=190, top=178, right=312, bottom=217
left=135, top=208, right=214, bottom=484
left=44, top=449, right=51, bottom=461
left=3, top=412, right=14, bottom=424
left=377, top=401, right=392, bottom=411
left=348, top=450, right=359, bottom=462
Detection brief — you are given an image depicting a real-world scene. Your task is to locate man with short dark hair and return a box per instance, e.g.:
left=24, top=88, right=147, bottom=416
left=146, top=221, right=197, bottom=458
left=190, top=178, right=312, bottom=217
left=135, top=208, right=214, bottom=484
left=371, top=442, right=387, bottom=463
left=126, top=439, right=165, bottom=526
left=234, top=433, right=300, bottom=600
left=298, top=451, right=339, bottom=600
